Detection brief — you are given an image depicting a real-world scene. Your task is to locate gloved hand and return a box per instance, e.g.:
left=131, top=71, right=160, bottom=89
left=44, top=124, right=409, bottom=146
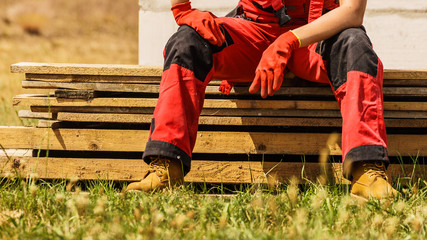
left=218, top=80, right=234, bottom=95
left=172, top=2, right=225, bottom=46
left=249, top=31, right=300, bottom=98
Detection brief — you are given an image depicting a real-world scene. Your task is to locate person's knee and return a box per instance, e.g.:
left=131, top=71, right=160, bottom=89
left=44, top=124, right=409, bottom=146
left=335, top=27, right=373, bottom=53
left=164, top=26, right=214, bottom=82
left=320, top=27, right=379, bottom=90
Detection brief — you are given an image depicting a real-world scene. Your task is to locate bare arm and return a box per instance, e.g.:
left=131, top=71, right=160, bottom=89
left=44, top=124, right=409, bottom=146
left=249, top=0, right=368, bottom=98
left=171, top=0, right=189, bottom=7
left=293, top=0, right=367, bottom=47
left=171, top=0, right=366, bottom=45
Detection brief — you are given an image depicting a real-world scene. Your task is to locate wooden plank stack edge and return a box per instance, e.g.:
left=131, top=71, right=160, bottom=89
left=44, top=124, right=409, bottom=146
left=1, top=62, right=427, bottom=185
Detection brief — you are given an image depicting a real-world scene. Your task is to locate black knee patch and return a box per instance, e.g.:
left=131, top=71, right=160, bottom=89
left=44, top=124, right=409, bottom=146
left=316, top=27, right=379, bottom=91
left=164, top=25, right=233, bottom=82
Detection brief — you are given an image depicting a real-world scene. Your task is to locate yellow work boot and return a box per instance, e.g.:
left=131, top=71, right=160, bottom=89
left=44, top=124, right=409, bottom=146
left=350, top=161, right=399, bottom=201
left=126, top=157, right=184, bottom=192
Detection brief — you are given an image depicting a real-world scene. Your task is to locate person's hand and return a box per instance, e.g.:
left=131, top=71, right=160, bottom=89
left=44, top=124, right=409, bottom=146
left=172, top=2, right=225, bottom=46
left=218, top=80, right=234, bottom=95
left=249, top=31, right=300, bottom=98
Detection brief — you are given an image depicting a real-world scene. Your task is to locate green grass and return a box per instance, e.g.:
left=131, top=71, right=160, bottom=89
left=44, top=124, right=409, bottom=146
left=0, top=177, right=426, bottom=240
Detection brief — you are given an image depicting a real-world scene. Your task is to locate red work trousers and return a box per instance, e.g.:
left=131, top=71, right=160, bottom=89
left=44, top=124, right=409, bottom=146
left=142, top=16, right=388, bottom=178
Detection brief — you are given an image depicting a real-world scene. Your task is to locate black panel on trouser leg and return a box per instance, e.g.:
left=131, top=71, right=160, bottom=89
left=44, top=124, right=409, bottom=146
left=315, top=26, right=379, bottom=91
left=149, top=118, right=155, bottom=137
left=342, top=145, right=389, bottom=180
left=163, top=25, right=233, bottom=83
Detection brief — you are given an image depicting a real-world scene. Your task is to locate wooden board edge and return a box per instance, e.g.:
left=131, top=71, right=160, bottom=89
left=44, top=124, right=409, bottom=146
left=11, top=63, right=427, bottom=80
left=0, top=127, right=426, bottom=156
left=1, top=156, right=425, bottom=184
left=11, top=62, right=163, bottom=76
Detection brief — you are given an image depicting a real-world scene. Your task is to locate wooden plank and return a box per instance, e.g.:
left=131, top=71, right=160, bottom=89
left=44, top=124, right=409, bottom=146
left=37, top=120, right=60, bottom=128
left=384, top=69, right=427, bottom=80
left=1, top=156, right=425, bottom=184
left=379, top=79, right=427, bottom=87
left=22, top=81, right=427, bottom=98
left=18, top=110, right=53, bottom=119
left=11, top=63, right=427, bottom=79
left=22, top=80, right=333, bottom=96
left=22, top=80, right=162, bottom=92
left=0, top=156, right=267, bottom=183
left=0, top=127, right=341, bottom=154
left=55, top=89, right=96, bottom=100
left=14, top=94, right=340, bottom=109
left=56, top=112, right=149, bottom=123
left=0, top=156, right=338, bottom=183
left=30, top=106, right=426, bottom=119
left=0, top=127, right=425, bottom=156
left=56, top=112, right=427, bottom=128
left=25, top=74, right=161, bottom=84
left=27, top=106, right=425, bottom=119
left=0, top=149, right=32, bottom=157
left=13, top=94, right=427, bottom=112
left=11, top=62, right=163, bottom=77
left=382, top=87, right=427, bottom=97
left=57, top=112, right=343, bottom=127
left=23, top=74, right=427, bottom=87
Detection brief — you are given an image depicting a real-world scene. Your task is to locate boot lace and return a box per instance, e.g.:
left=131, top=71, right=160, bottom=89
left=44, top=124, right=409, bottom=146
left=148, top=157, right=170, bottom=175
left=363, top=162, right=387, bottom=180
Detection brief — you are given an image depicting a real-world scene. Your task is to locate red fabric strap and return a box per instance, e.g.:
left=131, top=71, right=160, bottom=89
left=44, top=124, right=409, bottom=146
left=256, top=0, right=283, bottom=11
left=308, top=0, right=324, bottom=23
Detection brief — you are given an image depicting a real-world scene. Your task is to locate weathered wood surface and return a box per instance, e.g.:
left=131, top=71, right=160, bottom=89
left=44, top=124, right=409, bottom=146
left=13, top=95, right=427, bottom=112
left=25, top=73, right=161, bottom=83
left=23, top=80, right=334, bottom=95
left=13, top=94, right=427, bottom=119
left=21, top=81, right=427, bottom=97
left=55, top=89, right=96, bottom=100
left=23, top=74, right=427, bottom=87
left=22, top=112, right=427, bottom=128
left=14, top=94, right=343, bottom=109
left=1, top=156, right=425, bottom=184
left=11, top=62, right=427, bottom=80
left=18, top=110, right=53, bottom=119
left=0, top=127, right=341, bottom=155
left=0, top=149, right=32, bottom=157
left=57, top=113, right=344, bottom=126
left=11, top=62, right=163, bottom=77
left=383, top=69, right=427, bottom=80
left=53, top=112, right=427, bottom=128
left=4, top=63, right=427, bottom=184
left=27, top=106, right=427, bottom=119
left=37, top=120, right=60, bottom=128
left=0, top=127, right=425, bottom=157
left=0, top=156, right=317, bottom=183
left=23, top=80, right=163, bottom=93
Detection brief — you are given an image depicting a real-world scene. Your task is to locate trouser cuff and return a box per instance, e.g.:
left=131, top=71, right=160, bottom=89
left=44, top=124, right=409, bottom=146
left=143, top=140, right=191, bottom=175
left=343, top=144, right=389, bottom=180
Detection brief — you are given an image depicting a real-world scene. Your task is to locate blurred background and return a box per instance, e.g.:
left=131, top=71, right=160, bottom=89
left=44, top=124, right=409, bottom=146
left=0, top=0, right=138, bottom=125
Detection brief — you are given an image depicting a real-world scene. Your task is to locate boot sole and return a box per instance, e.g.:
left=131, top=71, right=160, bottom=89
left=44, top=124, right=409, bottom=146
left=350, top=192, right=399, bottom=204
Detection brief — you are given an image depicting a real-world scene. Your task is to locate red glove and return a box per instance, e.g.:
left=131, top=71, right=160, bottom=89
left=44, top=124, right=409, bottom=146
left=172, top=2, right=225, bottom=46
left=218, top=80, right=234, bottom=95
left=249, top=31, right=300, bottom=98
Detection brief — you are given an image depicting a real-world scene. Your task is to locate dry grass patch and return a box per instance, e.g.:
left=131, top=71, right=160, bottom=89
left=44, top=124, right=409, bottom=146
left=0, top=0, right=138, bottom=125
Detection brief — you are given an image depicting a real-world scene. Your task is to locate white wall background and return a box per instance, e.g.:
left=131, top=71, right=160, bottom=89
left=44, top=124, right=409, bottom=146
left=139, top=0, right=427, bottom=69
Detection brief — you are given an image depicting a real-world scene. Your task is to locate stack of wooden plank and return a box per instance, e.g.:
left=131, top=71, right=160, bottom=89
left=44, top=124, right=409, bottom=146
left=1, top=62, right=426, bottom=184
